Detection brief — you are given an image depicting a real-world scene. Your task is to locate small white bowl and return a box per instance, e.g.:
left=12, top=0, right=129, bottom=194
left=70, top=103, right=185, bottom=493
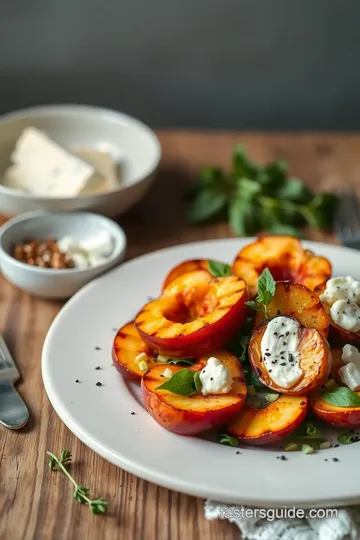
left=0, top=211, right=126, bottom=299
left=0, top=104, right=161, bottom=217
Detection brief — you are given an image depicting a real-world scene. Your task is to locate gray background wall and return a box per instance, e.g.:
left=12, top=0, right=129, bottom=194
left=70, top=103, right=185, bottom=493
left=1, top=0, right=360, bottom=129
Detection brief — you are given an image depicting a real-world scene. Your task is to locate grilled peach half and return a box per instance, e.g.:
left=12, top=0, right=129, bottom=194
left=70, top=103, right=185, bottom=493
left=254, top=281, right=329, bottom=339
left=162, top=260, right=210, bottom=291
left=249, top=318, right=331, bottom=395
left=228, top=395, right=308, bottom=445
left=112, top=321, right=159, bottom=381
left=135, top=270, right=248, bottom=358
left=310, top=389, right=360, bottom=428
left=141, top=351, right=247, bottom=435
left=232, top=235, right=331, bottom=295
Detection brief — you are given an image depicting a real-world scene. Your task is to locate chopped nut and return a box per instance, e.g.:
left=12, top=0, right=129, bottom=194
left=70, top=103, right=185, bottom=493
left=11, top=237, right=75, bottom=270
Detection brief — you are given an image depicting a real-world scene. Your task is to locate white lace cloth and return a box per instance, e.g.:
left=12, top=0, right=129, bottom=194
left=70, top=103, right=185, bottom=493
left=205, top=500, right=360, bottom=540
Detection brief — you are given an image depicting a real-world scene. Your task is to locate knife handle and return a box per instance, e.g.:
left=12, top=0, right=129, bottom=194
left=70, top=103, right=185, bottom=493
left=0, top=383, right=29, bottom=429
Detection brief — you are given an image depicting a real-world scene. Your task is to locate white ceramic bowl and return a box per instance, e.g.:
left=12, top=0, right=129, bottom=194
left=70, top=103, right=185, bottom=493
left=0, top=211, right=127, bottom=299
left=0, top=104, right=161, bottom=217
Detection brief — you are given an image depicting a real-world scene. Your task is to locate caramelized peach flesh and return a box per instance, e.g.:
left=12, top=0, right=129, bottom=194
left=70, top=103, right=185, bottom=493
left=135, top=270, right=248, bottom=358
left=141, top=351, right=247, bottom=435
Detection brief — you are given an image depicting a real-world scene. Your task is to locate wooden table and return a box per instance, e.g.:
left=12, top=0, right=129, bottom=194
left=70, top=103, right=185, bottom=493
left=0, top=131, right=355, bottom=540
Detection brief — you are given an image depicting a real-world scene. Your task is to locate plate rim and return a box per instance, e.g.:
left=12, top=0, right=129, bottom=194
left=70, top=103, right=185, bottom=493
left=42, top=237, right=360, bottom=508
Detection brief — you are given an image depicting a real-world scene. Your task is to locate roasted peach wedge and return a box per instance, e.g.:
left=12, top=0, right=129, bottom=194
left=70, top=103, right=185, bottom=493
left=249, top=318, right=331, bottom=395
left=254, top=281, right=329, bottom=339
left=135, top=270, right=248, bottom=358
left=141, top=351, right=247, bottom=435
left=310, top=389, right=360, bottom=428
left=162, top=260, right=210, bottom=291
left=232, top=235, right=331, bottom=295
left=112, top=321, right=158, bottom=381
left=228, top=395, right=308, bottom=445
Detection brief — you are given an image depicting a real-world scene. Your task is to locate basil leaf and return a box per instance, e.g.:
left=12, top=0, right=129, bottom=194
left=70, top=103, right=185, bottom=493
left=156, top=369, right=196, bottom=396
left=337, top=433, right=359, bottom=445
left=275, top=179, right=313, bottom=204
left=219, top=434, right=239, bottom=447
left=262, top=159, right=288, bottom=186
left=236, top=177, right=261, bottom=200
left=186, top=190, right=228, bottom=224
left=266, top=223, right=302, bottom=237
left=232, top=145, right=259, bottom=179
left=193, top=371, right=202, bottom=392
left=229, top=198, right=257, bottom=236
left=303, top=193, right=339, bottom=230
left=322, top=386, right=360, bottom=407
left=245, top=300, right=263, bottom=312
left=257, top=267, right=276, bottom=306
left=207, top=260, right=232, bottom=277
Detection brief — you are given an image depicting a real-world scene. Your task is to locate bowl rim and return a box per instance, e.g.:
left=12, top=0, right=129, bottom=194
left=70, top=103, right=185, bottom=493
left=0, top=103, right=161, bottom=201
left=0, top=210, right=127, bottom=276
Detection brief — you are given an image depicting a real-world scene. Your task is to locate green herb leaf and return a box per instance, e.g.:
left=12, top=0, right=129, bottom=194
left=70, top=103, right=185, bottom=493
left=235, top=177, right=261, bottom=200
left=156, top=368, right=197, bottom=396
left=337, top=432, right=359, bottom=445
left=229, top=197, right=257, bottom=236
left=193, top=371, right=202, bottom=392
left=207, top=260, right=232, bottom=277
left=167, top=358, right=195, bottom=366
left=186, top=144, right=338, bottom=235
left=232, top=145, right=259, bottom=179
left=219, top=434, right=239, bottom=447
left=266, top=223, right=301, bottom=237
left=322, top=386, right=360, bottom=407
left=186, top=189, right=228, bottom=224
left=245, top=300, right=263, bottom=312
left=257, top=268, right=276, bottom=306
left=47, top=450, right=108, bottom=514
left=275, top=179, right=313, bottom=204
left=302, top=193, right=339, bottom=230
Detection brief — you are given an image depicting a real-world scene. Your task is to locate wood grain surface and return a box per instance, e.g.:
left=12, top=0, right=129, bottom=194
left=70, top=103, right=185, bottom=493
left=0, top=131, right=356, bottom=540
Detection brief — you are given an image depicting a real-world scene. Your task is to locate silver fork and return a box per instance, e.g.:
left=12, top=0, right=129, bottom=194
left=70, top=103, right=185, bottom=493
left=335, top=189, right=360, bottom=249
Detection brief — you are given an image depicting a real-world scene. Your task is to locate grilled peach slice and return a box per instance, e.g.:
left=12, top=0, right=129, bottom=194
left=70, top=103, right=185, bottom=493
left=249, top=318, right=331, bottom=395
left=112, top=321, right=158, bottom=381
left=228, top=395, right=308, bottom=445
left=141, top=351, right=247, bottom=435
left=310, top=389, right=360, bottom=428
left=254, top=281, right=329, bottom=338
left=232, top=235, right=331, bottom=295
left=162, top=260, right=210, bottom=291
left=135, top=270, right=248, bottom=358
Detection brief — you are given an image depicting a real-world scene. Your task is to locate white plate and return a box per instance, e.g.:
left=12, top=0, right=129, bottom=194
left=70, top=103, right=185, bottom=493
left=42, top=238, right=360, bottom=508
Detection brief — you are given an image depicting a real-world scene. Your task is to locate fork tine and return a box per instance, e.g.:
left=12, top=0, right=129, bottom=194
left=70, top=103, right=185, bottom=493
left=335, top=189, right=360, bottom=247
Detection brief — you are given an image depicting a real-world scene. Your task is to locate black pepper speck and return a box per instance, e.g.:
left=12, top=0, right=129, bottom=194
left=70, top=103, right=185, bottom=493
left=96, top=382, right=103, bottom=387
left=279, top=455, right=287, bottom=461
left=95, top=346, right=102, bottom=351
left=95, top=366, right=101, bottom=370
left=332, top=457, right=339, bottom=462
left=131, top=412, right=137, bottom=415
left=236, top=451, right=241, bottom=455
left=75, top=379, right=80, bottom=383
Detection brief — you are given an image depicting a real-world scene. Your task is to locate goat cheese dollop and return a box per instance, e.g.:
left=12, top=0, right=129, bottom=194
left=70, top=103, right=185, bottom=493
left=339, top=344, right=360, bottom=391
left=320, top=276, right=360, bottom=332
left=260, top=316, right=302, bottom=389
left=199, top=357, right=233, bottom=396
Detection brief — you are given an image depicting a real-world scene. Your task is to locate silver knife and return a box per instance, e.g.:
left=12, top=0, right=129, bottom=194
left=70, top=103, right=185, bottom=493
left=0, top=335, right=29, bottom=429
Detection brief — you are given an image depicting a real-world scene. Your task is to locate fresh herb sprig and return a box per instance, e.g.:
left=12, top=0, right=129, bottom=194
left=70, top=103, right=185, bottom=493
left=47, top=450, right=108, bottom=515
left=219, top=434, right=239, bottom=447
left=322, top=386, right=360, bottom=407
left=156, top=368, right=202, bottom=395
left=187, top=144, right=338, bottom=236
left=245, top=268, right=276, bottom=318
